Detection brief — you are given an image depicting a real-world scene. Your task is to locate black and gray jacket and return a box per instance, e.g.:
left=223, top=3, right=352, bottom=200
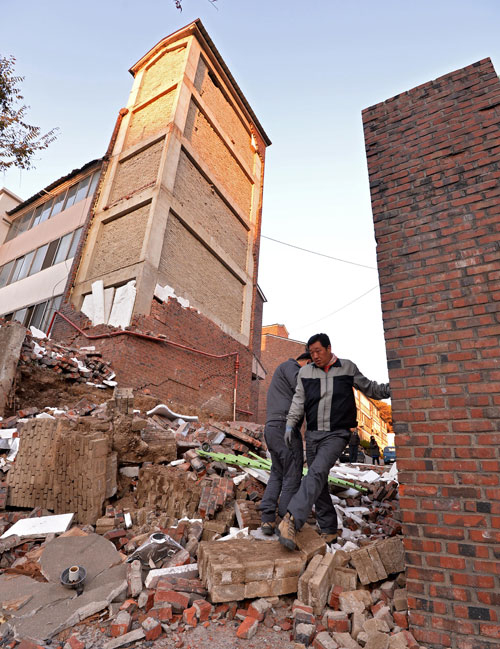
left=286, top=357, right=390, bottom=432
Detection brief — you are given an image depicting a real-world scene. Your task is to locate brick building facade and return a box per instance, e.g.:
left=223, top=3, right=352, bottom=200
left=50, top=20, right=270, bottom=420
left=363, top=59, right=500, bottom=647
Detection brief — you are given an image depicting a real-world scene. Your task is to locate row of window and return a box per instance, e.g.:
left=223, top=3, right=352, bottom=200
left=5, top=171, right=100, bottom=242
left=0, top=227, right=83, bottom=289
left=2, top=295, right=63, bottom=333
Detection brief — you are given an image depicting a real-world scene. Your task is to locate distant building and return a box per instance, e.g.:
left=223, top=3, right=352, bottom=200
left=0, top=161, right=102, bottom=331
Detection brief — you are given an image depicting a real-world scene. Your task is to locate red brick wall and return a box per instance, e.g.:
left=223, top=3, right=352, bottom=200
left=257, top=334, right=307, bottom=424
left=363, top=58, right=500, bottom=648
left=52, top=297, right=256, bottom=421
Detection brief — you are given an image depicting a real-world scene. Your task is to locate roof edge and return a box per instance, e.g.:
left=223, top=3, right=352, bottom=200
left=129, top=19, right=271, bottom=147
left=7, top=158, right=104, bottom=217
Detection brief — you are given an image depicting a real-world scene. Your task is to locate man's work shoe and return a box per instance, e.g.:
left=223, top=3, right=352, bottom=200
left=261, top=521, right=275, bottom=536
left=278, top=513, right=297, bottom=551
left=320, top=532, right=338, bottom=544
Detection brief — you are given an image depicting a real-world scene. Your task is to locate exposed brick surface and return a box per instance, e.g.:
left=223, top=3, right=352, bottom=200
left=53, top=297, right=256, bottom=420
left=363, top=57, right=500, bottom=648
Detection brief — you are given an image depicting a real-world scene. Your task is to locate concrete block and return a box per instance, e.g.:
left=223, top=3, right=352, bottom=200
left=323, top=610, right=349, bottom=633
left=331, top=632, right=362, bottom=649
left=127, top=560, right=142, bottom=598
left=339, top=590, right=372, bottom=614
left=351, top=611, right=367, bottom=640
left=331, top=567, right=358, bottom=591
left=375, top=537, right=405, bottom=575
left=141, top=616, right=162, bottom=641
left=313, top=632, right=340, bottom=649
left=364, top=631, right=390, bottom=649
left=309, top=552, right=336, bottom=615
left=247, top=598, right=271, bottom=621
left=298, top=554, right=322, bottom=604
left=111, top=611, right=131, bottom=637
left=296, top=524, right=326, bottom=561
left=373, top=605, right=394, bottom=629
left=392, top=588, right=407, bottom=611
left=144, top=562, right=198, bottom=588
left=103, top=629, right=145, bottom=649
left=388, top=633, right=409, bottom=649
left=295, top=623, right=316, bottom=646
left=363, top=618, right=390, bottom=634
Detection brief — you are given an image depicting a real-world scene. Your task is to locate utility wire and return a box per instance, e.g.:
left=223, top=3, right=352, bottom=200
left=296, top=285, right=379, bottom=330
left=261, top=234, right=377, bottom=270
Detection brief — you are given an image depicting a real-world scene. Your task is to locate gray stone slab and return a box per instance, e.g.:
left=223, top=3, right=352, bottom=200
left=8, top=563, right=127, bottom=642
left=40, top=532, right=122, bottom=583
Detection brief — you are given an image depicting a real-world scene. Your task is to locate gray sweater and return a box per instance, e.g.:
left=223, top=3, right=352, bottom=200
left=266, top=358, right=301, bottom=424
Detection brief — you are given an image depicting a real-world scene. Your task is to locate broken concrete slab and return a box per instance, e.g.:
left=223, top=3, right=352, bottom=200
left=6, top=563, right=127, bottom=642
left=108, top=280, right=136, bottom=329
left=1, top=513, right=74, bottom=539
left=0, top=534, right=126, bottom=642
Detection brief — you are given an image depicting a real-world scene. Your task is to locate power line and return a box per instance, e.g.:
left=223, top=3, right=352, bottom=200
left=296, top=285, right=380, bottom=330
left=261, top=234, right=377, bottom=270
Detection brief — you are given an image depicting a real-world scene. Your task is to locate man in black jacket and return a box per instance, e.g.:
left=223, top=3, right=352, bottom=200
left=278, top=333, right=390, bottom=550
left=259, top=351, right=311, bottom=535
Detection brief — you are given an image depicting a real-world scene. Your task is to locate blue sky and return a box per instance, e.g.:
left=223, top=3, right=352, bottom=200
left=2, top=0, right=500, bottom=382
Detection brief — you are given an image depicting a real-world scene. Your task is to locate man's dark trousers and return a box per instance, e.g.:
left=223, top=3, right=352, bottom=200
left=260, top=421, right=303, bottom=523
left=348, top=444, right=359, bottom=462
left=287, top=429, right=350, bottom=534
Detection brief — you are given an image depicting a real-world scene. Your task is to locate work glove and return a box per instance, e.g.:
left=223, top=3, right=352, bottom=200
left=284, top=425, right=293, bottom=449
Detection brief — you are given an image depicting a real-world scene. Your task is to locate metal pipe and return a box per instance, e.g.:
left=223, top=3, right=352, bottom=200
left=46, top=310, right=241, bottom=419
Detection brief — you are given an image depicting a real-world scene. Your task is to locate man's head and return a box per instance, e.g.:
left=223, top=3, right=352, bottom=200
left=296, top=351, right=312, bottom=367
left=307, top=333, right=332, bottom=368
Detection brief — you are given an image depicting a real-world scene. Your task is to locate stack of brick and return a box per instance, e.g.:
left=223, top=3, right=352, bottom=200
left=6, top=418, right=110, bottom=524
left=134, top=465, right=201, bottom=521
left=198, top=538, right=306, bottom=602
left=198, top=475, right=234, bottom=519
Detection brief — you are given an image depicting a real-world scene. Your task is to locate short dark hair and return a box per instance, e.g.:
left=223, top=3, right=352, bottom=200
left=307, top=333, right=330, bottom=349
left=296, top=351, right=312, bottom=361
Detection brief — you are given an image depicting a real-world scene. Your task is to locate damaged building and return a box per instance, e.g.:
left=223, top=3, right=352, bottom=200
left=1, top=19, right=270, bottom=421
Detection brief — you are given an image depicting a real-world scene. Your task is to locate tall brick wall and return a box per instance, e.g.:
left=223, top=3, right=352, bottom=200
left=52, top=297, right=256, bottom=420
left=257, top=332, right=307, bottom=424
left=363, top=59, right=500, bottom=649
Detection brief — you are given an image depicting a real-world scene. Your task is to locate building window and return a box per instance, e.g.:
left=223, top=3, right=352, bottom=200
left=4, top=170, right=100, bottom=242
left=5, top=295, right=63, bottom=332
left=0, top=227, right=83, bottom=288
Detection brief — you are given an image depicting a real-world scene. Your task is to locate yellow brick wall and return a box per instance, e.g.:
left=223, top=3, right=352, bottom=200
left=92, top=204, right=149, bottom=276
left=136, top=44, right=187, bottom=105
left=194, top=56, right=254, bottom=171
left=125, top=90, right=176, bottom=149
left=109, top=139, right=164, bottom=204
left=173, top=151, right=249, bottom=268
left=184, top=100, right=253, bottom=218
left=159, top=212, right=244, bottom=332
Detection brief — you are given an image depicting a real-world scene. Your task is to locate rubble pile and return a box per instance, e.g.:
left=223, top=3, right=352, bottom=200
left=0, top=330, right=417, bottom=649
left=19, top=330, right=117, bottom=387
